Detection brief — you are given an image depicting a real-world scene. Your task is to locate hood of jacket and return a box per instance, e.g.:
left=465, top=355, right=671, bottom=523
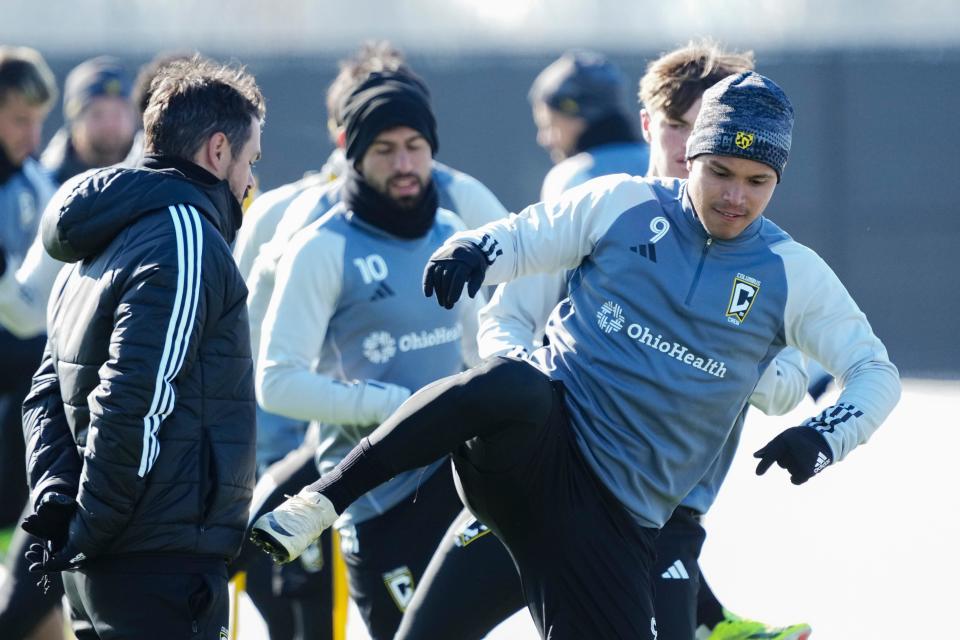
left=42, top=155, right=244, bottom=263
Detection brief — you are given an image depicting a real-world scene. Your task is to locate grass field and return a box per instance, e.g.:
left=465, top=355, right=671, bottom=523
left=0, top=527, right=13, bottom=559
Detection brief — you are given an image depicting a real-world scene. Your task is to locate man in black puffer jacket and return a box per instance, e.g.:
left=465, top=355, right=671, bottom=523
left=20, top=55, right=263, bottom=640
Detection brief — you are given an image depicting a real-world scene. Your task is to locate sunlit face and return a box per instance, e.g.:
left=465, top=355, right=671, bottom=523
left=0, top=92, right=49, bottom=166
left=71, top=96, right=138, bottom=166
left=686, top=154, right=777, bottom=240
left=641, top=97, right=701, bottom=179
left=222, top=116, right=261, bottom=204
left=532, top=101, right=586, bottom=163
left=358, top=125, right=433, bottom=209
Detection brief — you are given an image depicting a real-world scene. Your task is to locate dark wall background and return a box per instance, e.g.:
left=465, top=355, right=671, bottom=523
left=41, top=49, right=960, bottom=378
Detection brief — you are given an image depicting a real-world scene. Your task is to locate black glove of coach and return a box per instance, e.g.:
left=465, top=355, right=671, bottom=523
left=21, top=491, right=77, bottom=550
left=25, top=541, right=86, bottom=594
left=422, top=240, right=488, bottom=309
left=21, top=492, right=82, bottom=593
left=754, top=426, right=832, bottom=485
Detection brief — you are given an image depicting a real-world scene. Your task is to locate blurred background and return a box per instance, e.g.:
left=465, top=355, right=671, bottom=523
left=4, top=0, right=959, bottom=377
left=3, top=2, right=959, bottom=639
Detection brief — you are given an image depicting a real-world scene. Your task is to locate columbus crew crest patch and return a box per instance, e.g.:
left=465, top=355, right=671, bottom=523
left=726, top=273, right=760, bottom=326
left=383, top=566, right=416, bottom=611
left=453, top=518, right=492, bottom=548
left=735, top=131, right=755, bottom=149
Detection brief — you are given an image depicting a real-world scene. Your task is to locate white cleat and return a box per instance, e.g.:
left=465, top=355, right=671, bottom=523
left=249, top=490, right=339, bottom=563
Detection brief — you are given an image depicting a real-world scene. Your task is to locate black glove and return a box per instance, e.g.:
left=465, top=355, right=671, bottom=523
left=0, top=246, right=6, bottom=279
left=21, top=492, right=77, bottom=552
left=754, top=426, right=832, bottom=485
left=25, top=541, right=86, bottom=594
left=422, top=240, right=489, bottom=309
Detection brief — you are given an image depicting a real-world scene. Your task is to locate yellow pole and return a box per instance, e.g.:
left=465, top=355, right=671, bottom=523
left=230, top=570, right=246, bottom=640
left=332, top=531, right=349, bottom=640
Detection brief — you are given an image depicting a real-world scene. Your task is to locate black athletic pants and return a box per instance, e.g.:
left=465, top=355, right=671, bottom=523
left=340, top=463, right=461, bottom=640
left=309, top=357, right=659, bottom=640
left=62, top=560, right=229, bottom=640
left=396, top=505, right=708, bottom=640
left=394, top=508, right=521, bottom=640
left=652, top=506, right=707, bottom=638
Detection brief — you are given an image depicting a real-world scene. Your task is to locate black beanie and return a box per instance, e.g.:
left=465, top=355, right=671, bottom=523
left=343, top=71, right=438, bottom=163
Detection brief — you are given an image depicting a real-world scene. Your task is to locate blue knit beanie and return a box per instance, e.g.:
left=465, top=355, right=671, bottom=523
left=528, top=50, right=627, bottom=123
left=685, top=71, right=794, bottom=181
left=63, top=56, right=132, bottom=122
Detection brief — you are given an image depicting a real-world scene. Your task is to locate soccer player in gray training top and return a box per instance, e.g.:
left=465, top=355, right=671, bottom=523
left=228, top=41, right=508, bottom=640
left=396, top=40, right=813, bottom=640
left=252, top=69, right=485, bottom=640
left=253, top=71, right=900, bottom=640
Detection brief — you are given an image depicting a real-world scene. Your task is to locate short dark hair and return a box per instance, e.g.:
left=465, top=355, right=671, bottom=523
left=133, top=52, right=192, bottom=117
left=0, top=45, right=57, bottom=109
left=143, top=55, right=265, bottom=160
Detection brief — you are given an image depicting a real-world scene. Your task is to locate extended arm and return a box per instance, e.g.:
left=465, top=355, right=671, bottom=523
left=425, top=174, right=651, bottom=307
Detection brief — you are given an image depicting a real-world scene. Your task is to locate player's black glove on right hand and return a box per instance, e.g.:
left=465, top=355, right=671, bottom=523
left=754, top=426, right=832, bottom=485
left=422, top=240, right=488, bottom=309
left=21, top=492, right=77, bottom=551
left=0, top=246, right=6, bottom=278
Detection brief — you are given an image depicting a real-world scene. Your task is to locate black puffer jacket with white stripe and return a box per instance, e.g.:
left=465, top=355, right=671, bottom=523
left=24, top=155, right=256, bottom=563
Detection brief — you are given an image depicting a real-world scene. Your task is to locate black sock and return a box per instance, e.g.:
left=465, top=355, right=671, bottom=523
left=304, top=438, right=393, bottom=514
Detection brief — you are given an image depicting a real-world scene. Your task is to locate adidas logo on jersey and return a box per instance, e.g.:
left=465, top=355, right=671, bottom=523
left=630, top=243, right=657, bottom=262
left=369, top=282, right=395, bottom=301
left=661, top=559, right=689, bottom=580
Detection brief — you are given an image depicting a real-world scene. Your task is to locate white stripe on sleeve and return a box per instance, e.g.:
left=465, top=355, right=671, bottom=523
left=137, top=205, right=204, bottom=477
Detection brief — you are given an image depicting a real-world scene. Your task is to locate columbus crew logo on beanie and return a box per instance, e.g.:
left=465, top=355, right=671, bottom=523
left=685, top=71, right=794, bottom=181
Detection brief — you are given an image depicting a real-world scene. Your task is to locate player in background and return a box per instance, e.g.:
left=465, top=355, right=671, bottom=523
left=228, top=41, right=508, bottom=640
left=40, top=56, right=137, bottom=185
left=253, top=70, right=483, bottom=639
left=0, top=45, right=61, bottom=640
left=529, top=50, right=648, bottom=201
